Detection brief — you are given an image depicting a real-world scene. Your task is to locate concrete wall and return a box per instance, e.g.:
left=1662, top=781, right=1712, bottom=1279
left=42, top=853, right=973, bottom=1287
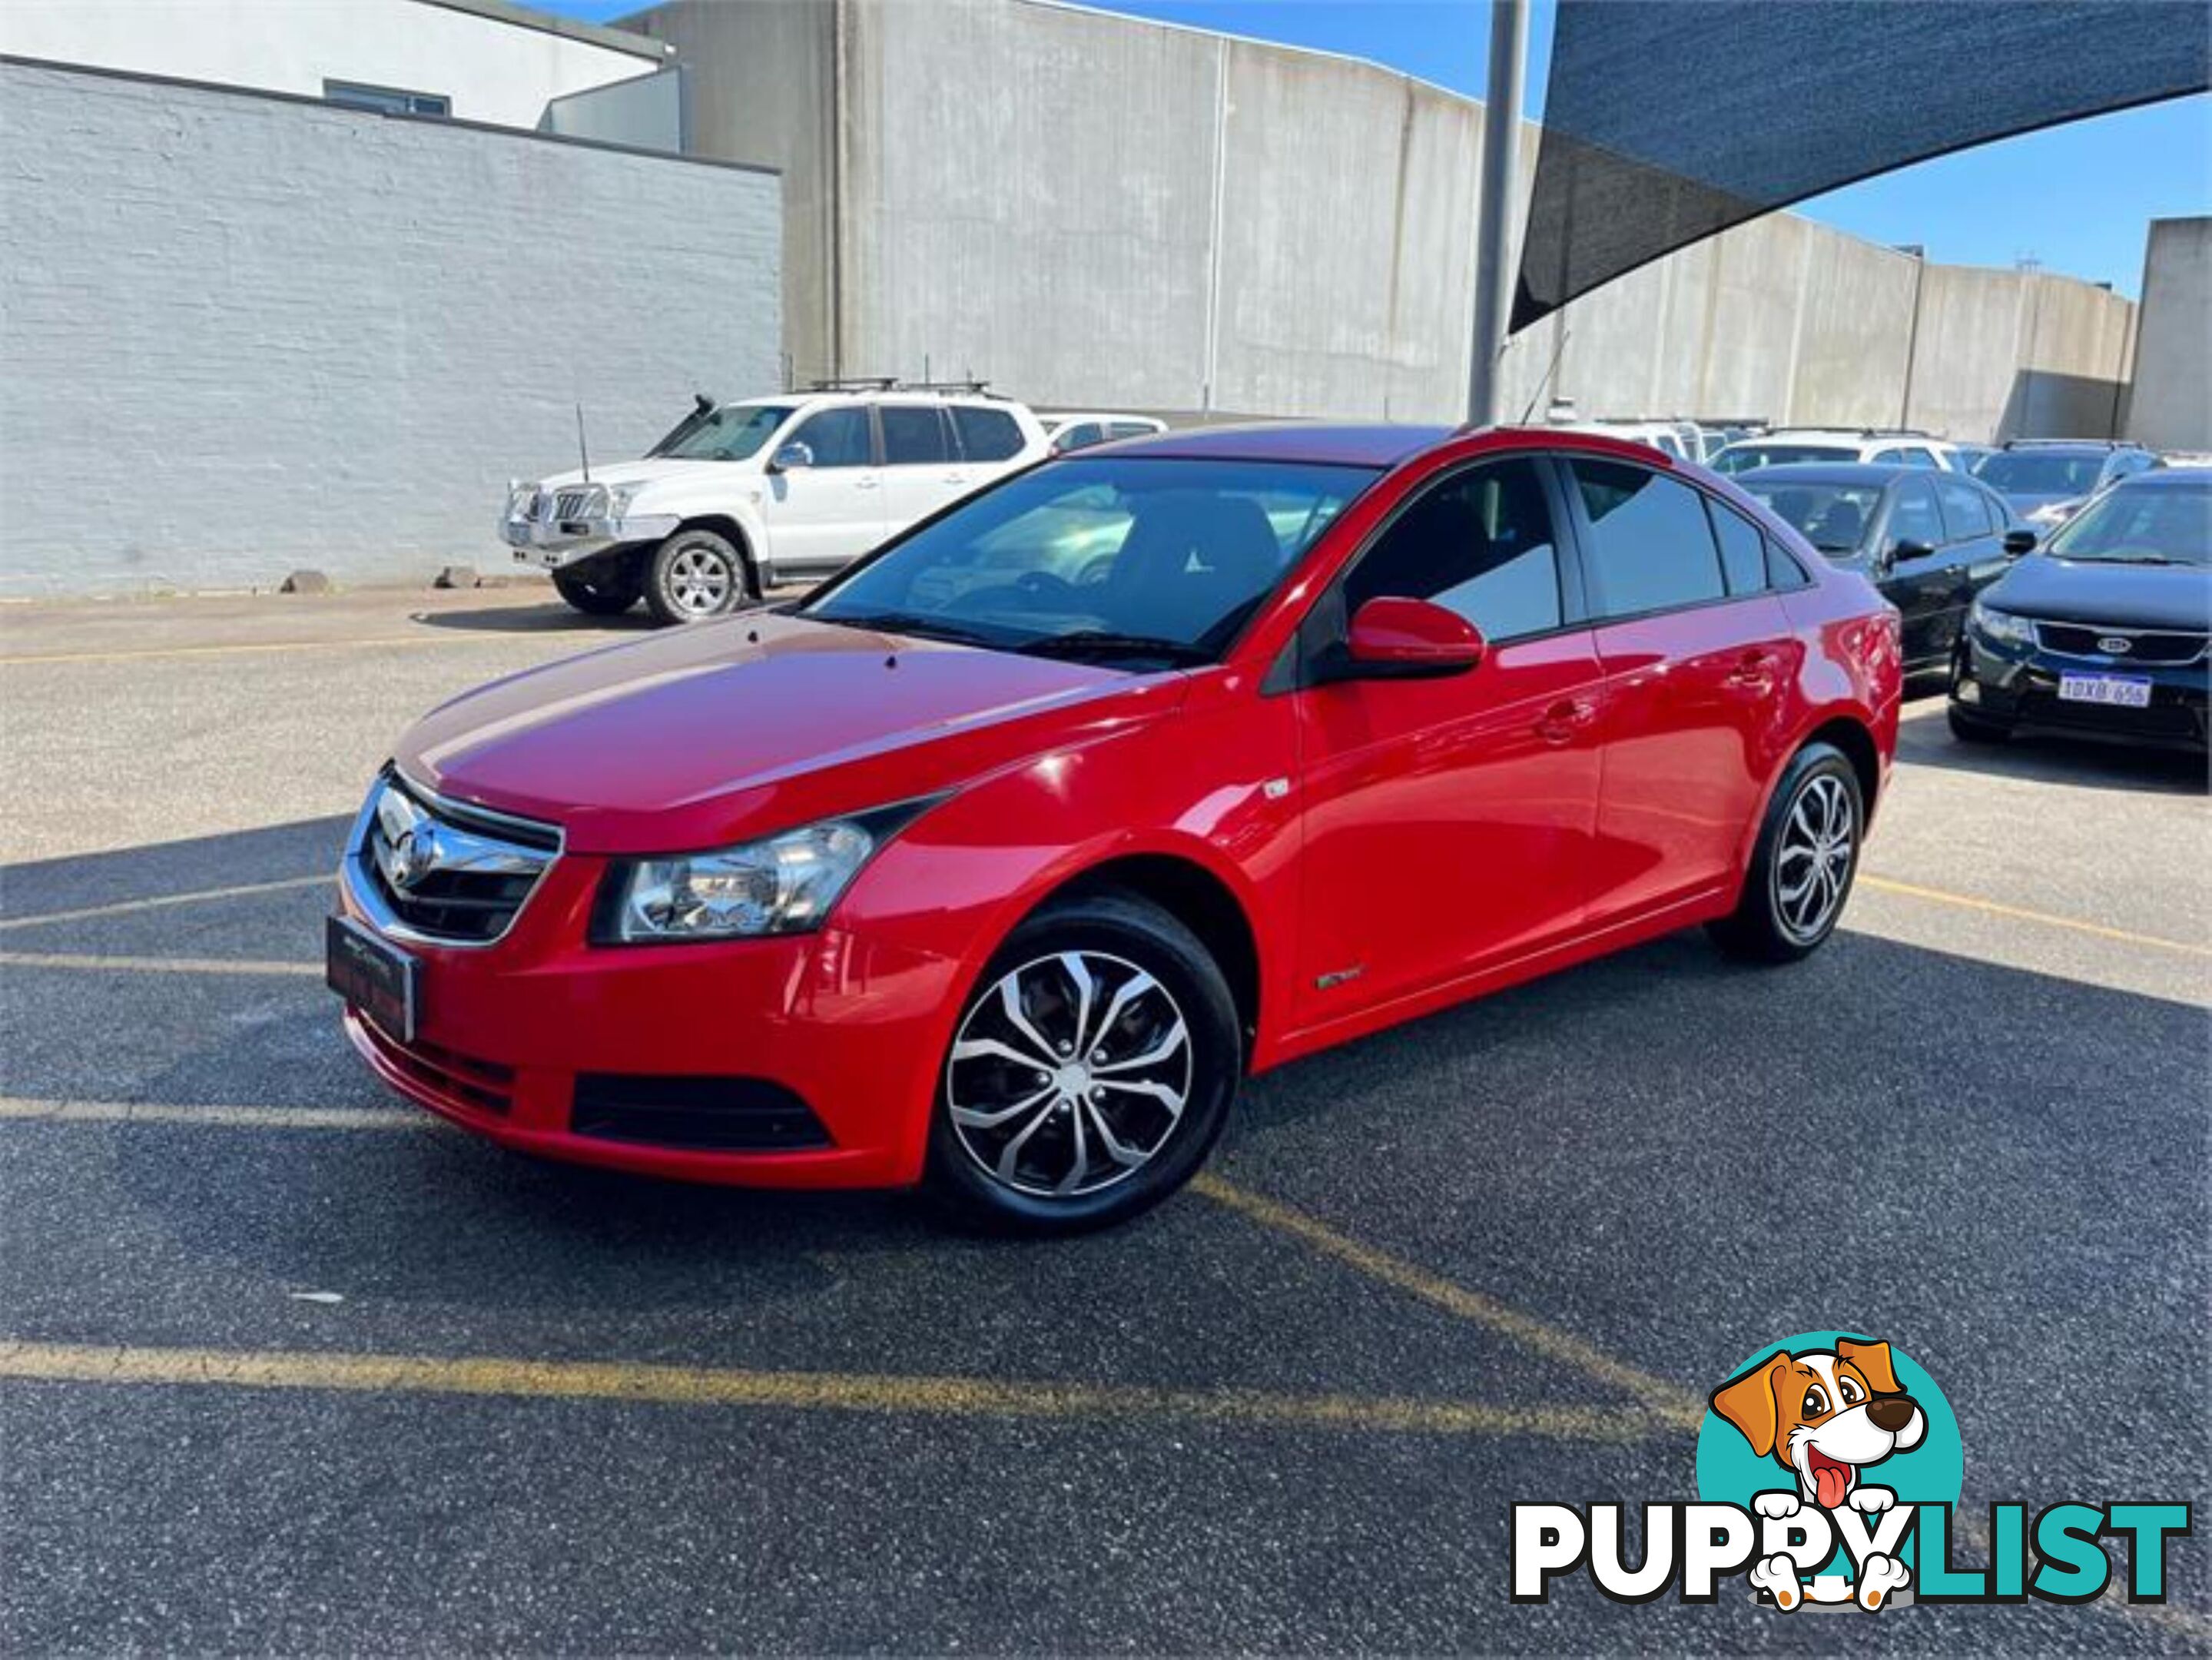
left=2124, top=217, right=2212, bottom=453
left=629, top=0, right=2137, bottom=442
left=0, top=0, right=666, bottom=130
left=0, top=61, right=781, bottom=597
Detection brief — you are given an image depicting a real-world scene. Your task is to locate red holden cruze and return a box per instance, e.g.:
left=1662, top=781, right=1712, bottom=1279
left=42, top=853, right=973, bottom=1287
left=330, top=424, right=1900, bottom=1230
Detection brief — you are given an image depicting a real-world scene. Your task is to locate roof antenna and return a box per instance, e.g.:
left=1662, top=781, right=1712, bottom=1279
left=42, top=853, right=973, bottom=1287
left=575, top=403, right=592, bottom=483
left=1516, top=328, right=1570, bottom=427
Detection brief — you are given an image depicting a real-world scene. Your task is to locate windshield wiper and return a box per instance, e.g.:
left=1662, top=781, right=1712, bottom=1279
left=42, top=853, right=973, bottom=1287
left=1013, top=630, right=1210, bottom=666
left=2070, top=554, right=2178, bottom=566
left=812, top=610, right=1003, bottom=647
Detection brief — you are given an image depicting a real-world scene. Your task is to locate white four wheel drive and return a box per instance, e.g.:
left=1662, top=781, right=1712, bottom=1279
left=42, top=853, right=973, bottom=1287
left=502, top=383, right=1050, bottom=624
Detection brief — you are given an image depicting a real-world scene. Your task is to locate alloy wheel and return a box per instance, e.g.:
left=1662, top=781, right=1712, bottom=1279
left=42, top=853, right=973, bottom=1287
left=1773, top=772, right=1855, bottom=944
left=666, top=546, right=735, bottom=616
left=946, top=951, right=1192, bottom=1198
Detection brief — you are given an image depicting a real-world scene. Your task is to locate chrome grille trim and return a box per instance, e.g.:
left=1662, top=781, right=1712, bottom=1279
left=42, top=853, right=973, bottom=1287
left=2030, top=619, right=2209, bottom=665
left=343, top=770, right=562, bottom=949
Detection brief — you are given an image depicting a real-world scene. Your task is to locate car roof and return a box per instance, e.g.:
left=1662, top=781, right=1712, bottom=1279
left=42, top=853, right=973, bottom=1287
left=1086, top=422, right=1699, bottom=470
left=2110, top=466, right=2210, bottom=490
left=1733, top=463, right=1912, bottom=485
left=2000, top=439, right=2137, bottom=452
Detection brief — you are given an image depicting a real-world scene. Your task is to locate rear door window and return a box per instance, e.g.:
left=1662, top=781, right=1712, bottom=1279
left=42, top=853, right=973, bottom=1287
left=881, top=406, right=953, bottom=465
left=1570, top=460, right=1728, bottom=618
left=1706, top=499, right=1769, bottom=595
left=1935, top=476, right=1995, bottom=540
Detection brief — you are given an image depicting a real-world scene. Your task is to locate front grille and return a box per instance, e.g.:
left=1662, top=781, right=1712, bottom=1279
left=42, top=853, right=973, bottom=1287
left=360, top=774, right=558, bottom=944
left=572, top=1075, right=832, bottom=1152
left=551, top=486, right=604, bottom=522
left=2034, top=621, right=2207, bottom=664
left=358, top=1016, right=516, bottom=1117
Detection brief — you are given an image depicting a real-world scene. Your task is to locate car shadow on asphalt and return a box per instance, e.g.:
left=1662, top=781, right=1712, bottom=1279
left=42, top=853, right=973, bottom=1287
left=406, top=601, right=658, bottom=636
left=1893, top=705, right=2207, bottom=796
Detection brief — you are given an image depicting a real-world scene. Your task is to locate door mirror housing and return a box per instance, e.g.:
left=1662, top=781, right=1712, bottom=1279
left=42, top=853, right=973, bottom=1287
left=1889, top=537, right=1935, bottom=563
left=2001, top=528, right=2037, bottom=556
left=1335, top=596, right=1487, bottom=679
left=768, top=441, right=814, bottom=473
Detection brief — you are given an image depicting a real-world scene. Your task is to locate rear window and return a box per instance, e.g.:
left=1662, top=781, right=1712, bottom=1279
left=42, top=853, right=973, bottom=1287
left=1570, top=460, right=1726, bottom=617
left=1738, top=479, right=1882, bottom=557
left=952, top=406, right=1026, bottom=462
left=1973, top=450, right=2105, bottom=496
left=1715, top=443, right=1855, bottom=474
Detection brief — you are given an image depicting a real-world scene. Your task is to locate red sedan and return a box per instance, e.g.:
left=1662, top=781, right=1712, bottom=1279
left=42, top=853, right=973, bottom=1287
left=329, top=425, right=1901, bottom=1230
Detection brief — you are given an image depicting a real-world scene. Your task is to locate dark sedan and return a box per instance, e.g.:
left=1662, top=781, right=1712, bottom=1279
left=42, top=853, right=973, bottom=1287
left=1949, top=469, right=2210, bottom=752
left=1736, top=463, right=2026, bottom=676
left=1972, top=440, right=2159, bottom=531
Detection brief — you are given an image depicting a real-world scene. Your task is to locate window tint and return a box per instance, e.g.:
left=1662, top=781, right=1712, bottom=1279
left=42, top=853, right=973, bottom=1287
left=1935, top=476, right=1995, bottom=540
left=1108, top=421, right=1159, bottom=440
left=1571, top=460, right=1726, bottom=617
left=951, top=406, right=1025, bottom=462
left=1345, top=460, right=1563, bottom=642
left=1053, top=423, right=1104, bottom=453
left=790, top=407, right=873, bottom=469
left=1706, top=500, right=1768, bottom=595
left=881, top=406, right=953, bottom=465
left=1887, top=479, right=1943, bottom=549
left=1764, top=536, right=1813, bottom=589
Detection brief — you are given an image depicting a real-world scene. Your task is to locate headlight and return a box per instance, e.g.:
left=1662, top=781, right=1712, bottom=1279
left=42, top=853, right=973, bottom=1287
left=1970, top=601, right=2036, bottom=648
left=606, top=483, right=646, bottom=516
left=506, top=482, right=539, bottom=516
left=596, top=802, right=937, bottom=943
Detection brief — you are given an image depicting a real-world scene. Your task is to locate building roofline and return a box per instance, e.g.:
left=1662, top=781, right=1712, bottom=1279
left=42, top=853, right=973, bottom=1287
left=419, top=0, right=672, bottom=63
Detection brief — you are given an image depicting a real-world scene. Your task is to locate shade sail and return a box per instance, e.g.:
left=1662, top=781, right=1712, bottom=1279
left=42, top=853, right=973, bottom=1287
left=1512, top=0, right=2212, bottom=331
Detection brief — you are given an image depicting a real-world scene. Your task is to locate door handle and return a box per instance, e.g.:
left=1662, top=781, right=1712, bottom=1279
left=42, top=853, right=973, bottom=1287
left=1534, top=696, right=1597, bottom=744
left=854, top=476, right=880, bottom=490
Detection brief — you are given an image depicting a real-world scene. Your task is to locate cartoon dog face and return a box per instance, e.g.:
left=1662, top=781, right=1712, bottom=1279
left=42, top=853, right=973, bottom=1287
left=1711, top=1337, right=1926, bottom=1510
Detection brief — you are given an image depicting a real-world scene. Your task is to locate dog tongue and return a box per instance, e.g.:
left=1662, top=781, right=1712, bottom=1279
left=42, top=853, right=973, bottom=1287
left=1815, top=1463, right=1851, bottom=1509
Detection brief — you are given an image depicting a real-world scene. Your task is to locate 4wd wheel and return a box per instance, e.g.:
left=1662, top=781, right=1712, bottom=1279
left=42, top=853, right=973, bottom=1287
left=1710, top=742, right=1864, bottom=964
left=552, top=564, right=641, bottom=616
left=926, top=892, right=1241, bottom=1233
left=644, top=528, right=755, bottom=625
left=1947, top=703, right=2009, bottom=744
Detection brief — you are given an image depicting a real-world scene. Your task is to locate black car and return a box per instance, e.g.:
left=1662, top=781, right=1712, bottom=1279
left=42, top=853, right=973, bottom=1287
left=1736, top=463, right=2028, bottom=676
left=1971, top=440, right=2160, bottom=530
left=1949, top=469, right=2210, bottom=752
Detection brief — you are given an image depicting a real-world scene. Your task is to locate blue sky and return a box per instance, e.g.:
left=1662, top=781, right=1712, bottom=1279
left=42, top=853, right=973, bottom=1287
left=546, top=0, right=2207, bottom=296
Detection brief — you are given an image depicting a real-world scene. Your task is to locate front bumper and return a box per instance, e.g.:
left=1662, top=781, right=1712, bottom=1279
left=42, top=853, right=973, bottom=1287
left=1952, top=631, right=2209, bottom=751
left=500, top=511, right=678, bottom=571
left=333, top=837, right=965, bottom=1189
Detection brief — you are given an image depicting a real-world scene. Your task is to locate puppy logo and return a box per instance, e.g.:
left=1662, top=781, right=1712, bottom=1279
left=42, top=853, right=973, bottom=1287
left=1710, top=1336, right=1926, bottom=1517
left=1696, top=1330, right=1962, bottom=1612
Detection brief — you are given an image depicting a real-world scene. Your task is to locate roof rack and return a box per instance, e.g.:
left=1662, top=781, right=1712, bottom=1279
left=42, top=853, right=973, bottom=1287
left=802, top=376, right=1003, bottom=397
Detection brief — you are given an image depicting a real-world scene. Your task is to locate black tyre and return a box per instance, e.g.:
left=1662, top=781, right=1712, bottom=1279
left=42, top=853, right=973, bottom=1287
left=552, top=564, right=642, bottom=616
left=926, top=891, right=1241, bottom=1233
left=1709, top=742, right=1864, bottom=964
left=1946, top=703, right=2009, bottom=745
left=644, top=528, right=754, bottom=625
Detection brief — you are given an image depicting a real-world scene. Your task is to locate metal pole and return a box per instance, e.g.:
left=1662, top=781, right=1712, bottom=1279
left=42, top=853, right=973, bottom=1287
left=1467, top=0, right=1527, bottom=427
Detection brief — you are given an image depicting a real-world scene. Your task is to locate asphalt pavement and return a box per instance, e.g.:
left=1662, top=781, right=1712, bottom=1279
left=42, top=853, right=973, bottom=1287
left=1, top=586, right=2205, bottom=1654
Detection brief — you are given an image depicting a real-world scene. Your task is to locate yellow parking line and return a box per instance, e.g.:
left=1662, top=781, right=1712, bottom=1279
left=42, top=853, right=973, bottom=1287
left=1193, top=1174, right=1703, bottom=1429
left=0, top=1099, right=420, bottom=1129
left=1859, top=874, right=2211, bottom=958
left=0, top=874, right=331, bottom=932
left=0, top=635, right=490, bottom=667
left=0, top=1339, right=1651, bottom=1443
left=0, top=951, right=317, bottom=977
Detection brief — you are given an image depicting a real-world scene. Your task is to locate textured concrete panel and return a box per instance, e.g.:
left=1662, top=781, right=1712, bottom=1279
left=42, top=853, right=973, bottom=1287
left=0, top=62, right=780, bottom=596
left=1789, top=235, right=1919, bottom=430
left=2124, top=217, right=2212, bottom=452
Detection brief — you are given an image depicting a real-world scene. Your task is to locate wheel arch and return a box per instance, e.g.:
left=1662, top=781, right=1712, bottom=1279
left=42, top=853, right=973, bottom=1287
left=666, top=514, right=762, bottom=591
left=1023, top=850, right=1264, bottom=1067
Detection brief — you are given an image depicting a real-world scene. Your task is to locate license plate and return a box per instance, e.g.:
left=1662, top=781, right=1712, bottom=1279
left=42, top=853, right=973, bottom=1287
left=326, top=915, right=419, bottom=1041
left=2058, top=673, right=2152, bottom=709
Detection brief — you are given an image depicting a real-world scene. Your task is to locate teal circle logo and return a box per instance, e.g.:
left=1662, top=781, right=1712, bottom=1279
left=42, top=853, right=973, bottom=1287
left=1696, top=1331, right=1962, bottom=1605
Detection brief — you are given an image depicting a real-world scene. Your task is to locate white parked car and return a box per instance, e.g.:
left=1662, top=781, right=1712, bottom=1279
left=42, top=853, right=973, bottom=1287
left=1545, top=417, right=1706, bottom=463
left=1040, top=412, right=1169, bottom=454
left=502, top=384, right=1050, bottom=622
left=1710, top=428, right=1962, bottom=475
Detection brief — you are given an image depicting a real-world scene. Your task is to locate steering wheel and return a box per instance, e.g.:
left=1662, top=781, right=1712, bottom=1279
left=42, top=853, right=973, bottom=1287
left=1013, top=570, right=1078, bottom=603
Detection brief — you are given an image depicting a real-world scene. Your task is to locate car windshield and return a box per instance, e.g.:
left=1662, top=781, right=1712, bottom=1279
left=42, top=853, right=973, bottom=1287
left=1713, top=443, right=1853, bottom=473
left=1738, top=480, right=1884, bottom=556
left=656, top=403, right=796, bottom=462
left=801, top=457, right=1377, bottom=663
left=2042, top=481, right=2211, bottom=566
left=1972, top=450, right=2104, bottom=496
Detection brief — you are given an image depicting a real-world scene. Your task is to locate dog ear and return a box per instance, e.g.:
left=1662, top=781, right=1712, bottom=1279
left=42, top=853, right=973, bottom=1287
left=1710, top=1354, right=1788, bottom=1457
left=1838, top=1336, right=1902, bottom=1395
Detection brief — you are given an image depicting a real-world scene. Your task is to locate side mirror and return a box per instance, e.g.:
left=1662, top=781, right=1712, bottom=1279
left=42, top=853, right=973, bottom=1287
left=2001, top=528, right=2036, bottom=556
left=1890, top=538, right=1935, bottom=563
left=1336, top=596, right=1486, bottom=679
left=768, top=441, right=814, bottom=473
